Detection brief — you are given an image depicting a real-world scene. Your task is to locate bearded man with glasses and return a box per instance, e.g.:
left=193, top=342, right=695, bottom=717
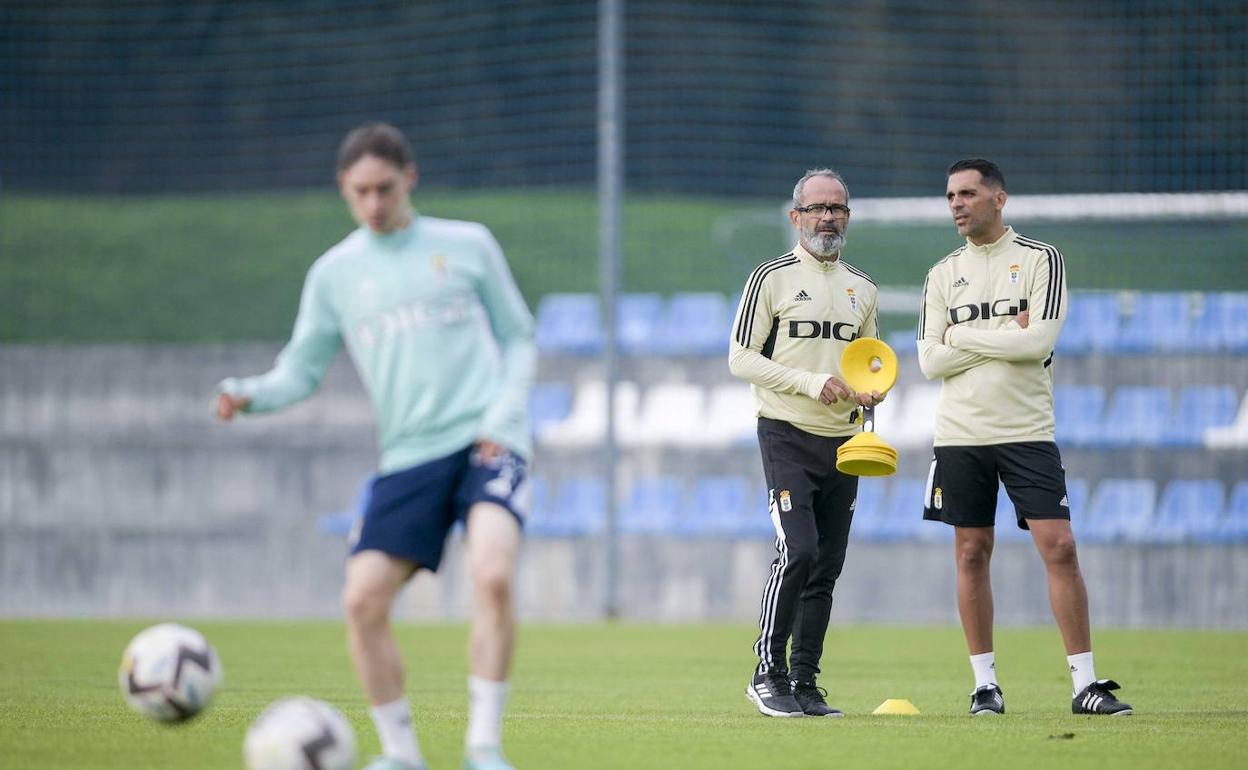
left=729, top=168, right=885, bottom=717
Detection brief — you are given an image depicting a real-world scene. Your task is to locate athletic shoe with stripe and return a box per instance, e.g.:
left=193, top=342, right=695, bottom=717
left=791, top=680, right=844, bottom=718
left=969, top=684, right=1005, bottom=715
left=1072, top=679, right=1133, bottom=715
left=746, top=671, right=804, bottom=717
left=362, top=758, right=426, bottom=770
left=464, top=748, right=516, bottom=770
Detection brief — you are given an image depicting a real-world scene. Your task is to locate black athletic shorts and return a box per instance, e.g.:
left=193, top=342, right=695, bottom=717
left=922, top=441, right=1069, bottom=530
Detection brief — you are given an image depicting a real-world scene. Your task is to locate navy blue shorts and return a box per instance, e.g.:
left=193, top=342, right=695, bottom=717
left=349, top=445, right=529, bottom=572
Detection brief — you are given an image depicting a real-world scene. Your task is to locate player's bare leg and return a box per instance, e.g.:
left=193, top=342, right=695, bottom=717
left=466, top=501, right=520, bottom=678
left=954, top=526, right=996, bottom=654
left=344, top=550, right=426, bottom=769
left=343, top=550, right=418, bottom=702
left=464, top=501, right=522, bottom=769
left=1026, top=518, right=1091, bottom=654
left=955, top=526, right=1005, bottom=714
left=1027, top=517, right=1131, bottom=714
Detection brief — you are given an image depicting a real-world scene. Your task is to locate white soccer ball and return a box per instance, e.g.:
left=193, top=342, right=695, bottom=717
left=118, top=622, right=223, bottom=723
left=244, top=697, right=357, bottom=770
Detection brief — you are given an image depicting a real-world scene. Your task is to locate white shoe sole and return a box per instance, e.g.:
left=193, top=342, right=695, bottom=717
left=745, top=686, right=804, bottom=717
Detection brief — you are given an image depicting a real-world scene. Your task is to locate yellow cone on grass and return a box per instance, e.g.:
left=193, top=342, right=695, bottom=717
left=873, top=699, right=921, bottom=715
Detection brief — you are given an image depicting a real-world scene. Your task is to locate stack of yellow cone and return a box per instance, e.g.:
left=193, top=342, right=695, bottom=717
left=835, top=431, right=899, bottom=476
left=835, top=338, right=900, bottom=477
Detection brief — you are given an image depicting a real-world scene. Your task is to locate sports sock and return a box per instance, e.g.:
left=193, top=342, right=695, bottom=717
left=370, top=697, right=423, bottom=766
left=466, top=675, right=510, bottom=753
left=970, top=651, right=998, bottom=689
left=1067, top=651, right=1096, bottom=693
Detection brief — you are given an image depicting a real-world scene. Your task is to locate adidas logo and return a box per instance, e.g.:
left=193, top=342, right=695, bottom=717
left=1060, top=495, right=1069, bottom=507
left=952, top=277, right=969, bottom=288
left=794, top=290, right=812, bottom=301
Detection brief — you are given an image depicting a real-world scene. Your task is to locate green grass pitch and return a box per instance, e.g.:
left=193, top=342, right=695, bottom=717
left=1, top=621, right=1245, bottom=769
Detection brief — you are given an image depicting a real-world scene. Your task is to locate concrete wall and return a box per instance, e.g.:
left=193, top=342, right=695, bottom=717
left=2, top=345, right=1245, bottom=627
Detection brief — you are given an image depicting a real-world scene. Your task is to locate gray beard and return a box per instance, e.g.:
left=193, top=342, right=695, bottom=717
left=805, top=230, right=845, bottom=259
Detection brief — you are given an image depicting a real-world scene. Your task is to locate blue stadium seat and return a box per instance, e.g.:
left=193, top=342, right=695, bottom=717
left=1154, top=480, right=1225, bottom=543
left=620, top=476, right=683, bottom=534
left=535, top=293, right=602, bottom=355
left=1095, top=386, right=1170, bottom=447
left=683, top=476, right=750, bottom=536
left=1064, top=478, right=1092, bottom=539
left=660, top=292, right=730, bottom=355
left=727, top=291, right=743, bottom=326
left=1067, top=477, right=1089, bottom=517
left=994, top=483, right=1031, bottom=542
left=1084, top=479, right=1157, bottom=543
left=1054, top=385, right=1107, bottom=447
left=732, top=482, right=775, bottom=539
left=877, top=478, right=932, bottom=542
left=1056, top=293, right=1121, bottom=355
left=523, top=476, right=560, bottom=537
left=1219, top=482, right=1248, bottom=543
left=617, top=293, right=664, bottom=355
left=1187, top=293, right=1248, bottom=353
left=548, top=476, right=607, bottom=536
left=529, top=382, right=572, bottom=436
left=991, top=478, right=1087, bottom=541
left=1162, top=385, right=1239, bottom=447
left=848, top=478, right=889, bottom=541
left=1115, top=292, right=1192, bottom=353
left=317, top=475, right=373, bottom=537
left=886, top=329, right=917, bottom=357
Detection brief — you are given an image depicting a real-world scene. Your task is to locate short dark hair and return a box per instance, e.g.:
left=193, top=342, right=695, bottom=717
left=947, top=158, right=1005, bottom=190
left=337, top=122, right=414, bottom=172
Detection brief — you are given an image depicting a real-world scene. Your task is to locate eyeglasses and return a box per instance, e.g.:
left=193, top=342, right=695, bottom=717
left=795, top=203, right=851, bottom=217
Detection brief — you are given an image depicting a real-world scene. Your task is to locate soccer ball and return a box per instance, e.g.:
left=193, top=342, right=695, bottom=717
left=118, top=622, right=223, bottom=723
left=243, top=697, right=357, bottom=770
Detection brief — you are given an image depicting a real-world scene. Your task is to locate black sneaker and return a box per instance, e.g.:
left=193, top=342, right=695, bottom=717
left=1072, top=679, right=1133, bottom=715
left=746, top=671, right=804, bottom=717
left=969, top=684, right=1005, bottom=715
left=791, top=680, right=844, bottom=718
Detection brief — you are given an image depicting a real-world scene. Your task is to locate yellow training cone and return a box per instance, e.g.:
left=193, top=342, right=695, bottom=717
left=836, top=337, right=900, bottom=477
left=873, top=699, right=921, bottom=716
left=840, top=337, right=898, bottom=395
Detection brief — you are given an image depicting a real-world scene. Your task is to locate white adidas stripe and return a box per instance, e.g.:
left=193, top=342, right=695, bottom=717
left=753, top=490, right=789, bottom=672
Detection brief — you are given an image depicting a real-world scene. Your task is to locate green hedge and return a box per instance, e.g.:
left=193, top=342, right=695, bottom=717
left=3, top=191, right=1244, bottom=342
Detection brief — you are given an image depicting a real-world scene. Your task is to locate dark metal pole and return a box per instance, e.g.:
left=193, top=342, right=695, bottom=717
left=597, top=0, right=623, bottom=619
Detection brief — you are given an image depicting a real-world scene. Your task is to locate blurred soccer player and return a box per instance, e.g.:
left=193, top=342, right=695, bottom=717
left=729, top=169, right=884, bottom=717
left=918, top=158, right=1132, bottom=716
left=216, top=123, right=535, bottom=769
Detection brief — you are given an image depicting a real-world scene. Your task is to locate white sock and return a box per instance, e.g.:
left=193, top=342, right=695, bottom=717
left=1068, top=651, right=1096, bottom=693
left=369, top=697, right=423, bottom=766
left=466, top=675, right=510, bottom=753
left=970, top=651, right=998, bottom=689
